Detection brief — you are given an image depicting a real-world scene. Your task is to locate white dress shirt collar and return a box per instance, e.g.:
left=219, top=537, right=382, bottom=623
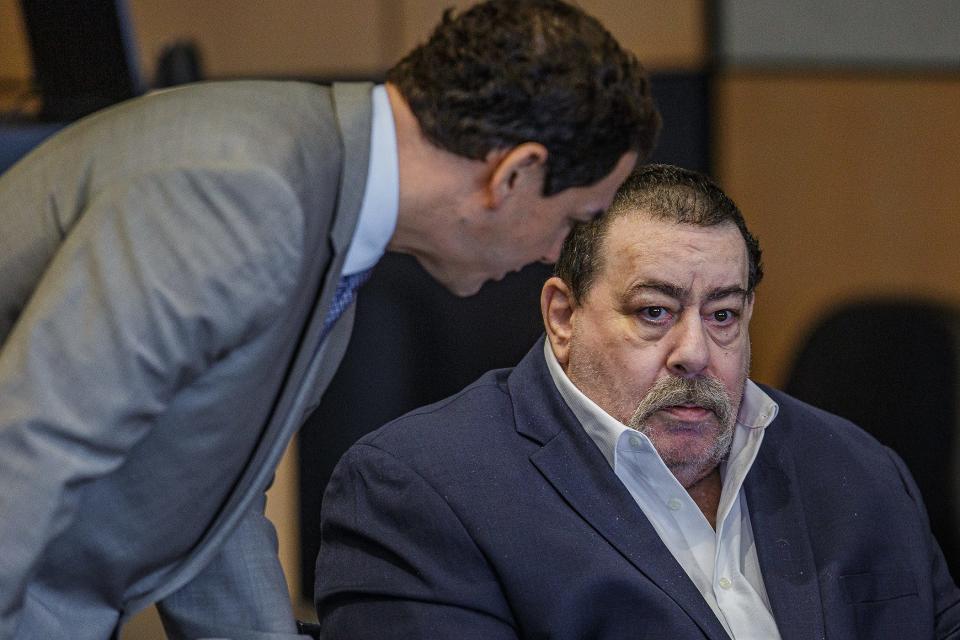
left=341, top=84, right=399, bottom=276
left=542, top=338, right=783, bottom=639
left=542, top=337, right=778, bottom=471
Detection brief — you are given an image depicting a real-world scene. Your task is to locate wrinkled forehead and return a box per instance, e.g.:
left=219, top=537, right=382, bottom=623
left=597, top=212, right=750, bottom=288
left=601, top=207, right=747, bottom=256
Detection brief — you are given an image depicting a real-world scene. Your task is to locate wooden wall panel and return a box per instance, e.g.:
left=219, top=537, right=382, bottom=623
left=0, top=0, right=30, bottom=82
left=715, top=72, right=960, bottom=386
left=1, top=0, right=705, bottom=87
left=583, top=0, right=705, bottom=70
left=127, top=0, right=391, bottom=80
left=128, top=0, right=705, bottom=81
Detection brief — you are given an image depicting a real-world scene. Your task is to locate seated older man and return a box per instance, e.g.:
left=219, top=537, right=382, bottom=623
left=313, top=164, right=960, bottom=639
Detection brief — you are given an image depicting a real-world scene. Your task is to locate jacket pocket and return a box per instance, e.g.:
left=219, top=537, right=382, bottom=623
left=839, top=571, right=925, bottom=639
left=840, top=571, right=917, bottom=603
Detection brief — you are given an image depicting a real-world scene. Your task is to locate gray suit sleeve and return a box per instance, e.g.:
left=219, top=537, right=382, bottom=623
left=157, top=492, right=309, bottom=640
left=0, top=166, right=302, bottom=635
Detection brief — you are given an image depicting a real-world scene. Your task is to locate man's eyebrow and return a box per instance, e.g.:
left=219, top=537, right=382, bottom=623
left=707, top=286, right=749, bottom=302
left=622, top=282, right=748, bottom=303
left=623, top=281, right=686, bottom=300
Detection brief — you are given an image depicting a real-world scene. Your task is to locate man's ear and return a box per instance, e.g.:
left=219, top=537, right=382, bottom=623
left=485, top=142, right=548, bottom=209
left=541, top=276, right=577, bottom=368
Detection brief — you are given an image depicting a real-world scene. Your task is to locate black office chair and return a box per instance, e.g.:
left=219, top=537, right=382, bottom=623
left=297, top=620, right=322, bottom=639
left=783, top=298, right=960, bottom=580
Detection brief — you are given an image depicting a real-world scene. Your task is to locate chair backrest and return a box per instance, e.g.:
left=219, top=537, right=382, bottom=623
left=784, top=299, right=960, bottom=580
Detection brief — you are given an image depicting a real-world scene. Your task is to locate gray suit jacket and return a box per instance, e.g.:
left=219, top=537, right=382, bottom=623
left=0, top=81, right=374, bottom=639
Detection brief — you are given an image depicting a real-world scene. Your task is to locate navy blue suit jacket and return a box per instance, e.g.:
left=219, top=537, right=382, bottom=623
left=315, top=338, right=960, bottom=638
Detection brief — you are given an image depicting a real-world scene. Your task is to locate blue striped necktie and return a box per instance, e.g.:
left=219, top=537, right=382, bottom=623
left=319, top=268, right=373, bottom=343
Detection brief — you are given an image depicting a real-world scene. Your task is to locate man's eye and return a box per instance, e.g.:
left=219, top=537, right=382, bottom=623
left=712, top=309, right=737, bottom=324
left=640, top=307, right=668, bottom=320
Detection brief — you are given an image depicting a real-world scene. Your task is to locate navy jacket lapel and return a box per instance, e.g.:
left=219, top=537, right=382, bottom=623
left=744, top=402, right=827, bottom=640
left=511, top=339, right=732, bottom=640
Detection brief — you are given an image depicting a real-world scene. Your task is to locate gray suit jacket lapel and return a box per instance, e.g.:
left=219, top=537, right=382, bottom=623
left=275, top=81, right=373, bottom=420
left=511, top=342, right=732, bottom=640
left=134, top=82, right=374, bottom=611
left=227, top=81, right=373, bottom=498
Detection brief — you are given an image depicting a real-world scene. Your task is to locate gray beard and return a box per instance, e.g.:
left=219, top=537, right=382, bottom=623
left=626, top=375, right=737, bottom=480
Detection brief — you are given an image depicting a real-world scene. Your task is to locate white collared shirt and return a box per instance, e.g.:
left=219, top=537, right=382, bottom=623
left=543, top=340, right=783, bottom=640
left=341, top=84, right=399, bottom=276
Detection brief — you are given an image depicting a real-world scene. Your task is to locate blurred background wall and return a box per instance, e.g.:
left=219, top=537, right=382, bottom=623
left=1, top=1, right=958, bottom=637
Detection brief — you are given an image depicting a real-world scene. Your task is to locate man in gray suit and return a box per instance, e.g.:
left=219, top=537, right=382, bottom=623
left=0, top=1, right=659, bottom=638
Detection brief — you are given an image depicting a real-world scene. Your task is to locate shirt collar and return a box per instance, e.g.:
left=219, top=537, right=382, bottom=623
left=341, top=84, right=399, bottom=276
left=542, top=338, right=779, bottom=469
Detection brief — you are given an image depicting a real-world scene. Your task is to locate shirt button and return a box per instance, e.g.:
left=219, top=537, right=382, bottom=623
left=628, top=435, right=642, bottom=448
left=718, top=577, right=732, bottom=590
left=667, top=498, right=683, bottom=511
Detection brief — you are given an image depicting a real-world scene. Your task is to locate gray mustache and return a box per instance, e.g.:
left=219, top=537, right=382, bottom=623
left=628, top=376, right=734, bottom=429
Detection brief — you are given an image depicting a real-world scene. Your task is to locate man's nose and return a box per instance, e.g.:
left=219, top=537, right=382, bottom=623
left=666, top=312, right=710, bottom=378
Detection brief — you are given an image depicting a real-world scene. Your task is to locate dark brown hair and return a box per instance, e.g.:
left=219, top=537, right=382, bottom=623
left=387, top=0, right=661, bottom=195
left=555, top=164, right=764, bottom=301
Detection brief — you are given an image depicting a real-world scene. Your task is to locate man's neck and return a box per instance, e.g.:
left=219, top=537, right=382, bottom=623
left=684, top=467, right=723, bottom=529
left=383, top=83, right=488, bottom=257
